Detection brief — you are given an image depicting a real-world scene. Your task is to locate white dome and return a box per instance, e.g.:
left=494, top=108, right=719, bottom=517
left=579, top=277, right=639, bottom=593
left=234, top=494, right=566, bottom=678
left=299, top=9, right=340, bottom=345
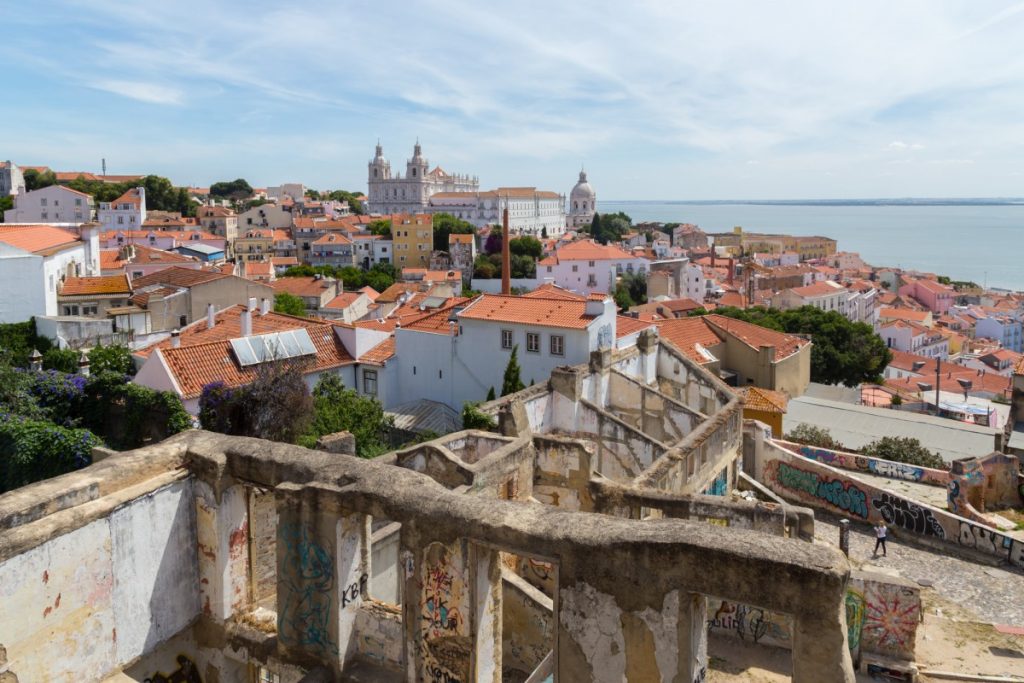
left=570, top=169, right=595, bottom=200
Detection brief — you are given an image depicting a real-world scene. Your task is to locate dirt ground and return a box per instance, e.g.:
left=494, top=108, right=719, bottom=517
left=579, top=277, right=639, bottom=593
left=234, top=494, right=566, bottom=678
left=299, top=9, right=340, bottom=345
left=707, top=591, right=1024, bottom=682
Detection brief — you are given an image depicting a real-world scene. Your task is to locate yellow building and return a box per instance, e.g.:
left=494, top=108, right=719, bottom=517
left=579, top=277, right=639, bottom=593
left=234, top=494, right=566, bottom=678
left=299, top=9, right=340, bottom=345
left=391, top=213, right=433, bottom=268
left=739, top=386, right=789, bottom=437
left=713, top=226, right=836, bottom=262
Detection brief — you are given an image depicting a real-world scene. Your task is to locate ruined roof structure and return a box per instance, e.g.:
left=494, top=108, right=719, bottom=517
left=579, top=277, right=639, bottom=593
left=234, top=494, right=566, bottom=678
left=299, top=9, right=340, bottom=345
left=0, top=328, right=858, bottom=682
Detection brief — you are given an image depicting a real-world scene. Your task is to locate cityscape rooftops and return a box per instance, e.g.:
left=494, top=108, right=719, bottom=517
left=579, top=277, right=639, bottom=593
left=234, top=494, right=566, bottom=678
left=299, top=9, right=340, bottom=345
left=59, top=274, right=132, bottom=297
left=458, top=294, right=599, bottom=329
left=0, top=225, right=81, bottom=255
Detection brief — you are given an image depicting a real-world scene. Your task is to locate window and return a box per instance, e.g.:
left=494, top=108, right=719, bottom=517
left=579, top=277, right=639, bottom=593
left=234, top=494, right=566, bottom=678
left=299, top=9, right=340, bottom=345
left=501, top=329, right=513, bottom=349
left=363, top=369, right=378, bottom=395
left=118, top=216, right=124, bottom=224
left=82, top=304, right=98, bottom=316
left=572, top=265, right=578, bottom=272
left=40, top=198, right=47, bottom=207
left=62, top=305, right=79, bottom=315
left=179, top=315, right=187, bottom=328
left=550, top=334, right=564, bottom=356
left=589, top=260, right=595, bottom=267
left=526, top=332, right=540, bottom=353
left=75, top=198, right=82, bottom=206
left=41, top=212, right=47, bottom=220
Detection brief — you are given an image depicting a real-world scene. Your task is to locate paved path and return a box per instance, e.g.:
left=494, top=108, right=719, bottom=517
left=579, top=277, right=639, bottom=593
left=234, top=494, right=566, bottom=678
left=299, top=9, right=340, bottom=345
left=813, top=511, right=1024, bottom=627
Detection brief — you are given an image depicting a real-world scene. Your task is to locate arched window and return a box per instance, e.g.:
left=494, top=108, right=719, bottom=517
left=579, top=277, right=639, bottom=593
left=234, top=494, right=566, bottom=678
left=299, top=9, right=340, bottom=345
left=374, top=169, right=378, bottom=177
left=412, top=168, right=417, bottom=177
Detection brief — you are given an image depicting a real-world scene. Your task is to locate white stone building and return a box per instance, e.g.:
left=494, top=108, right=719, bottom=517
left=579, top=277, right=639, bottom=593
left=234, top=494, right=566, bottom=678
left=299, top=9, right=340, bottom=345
left=367, top=142, right=478, bottom=214
left=770, top=281, right=850, bottom=317
left=567, top=169, right=596, bottom=229
left=3, top=185, right=94, bottom=223
left=428, top=188, right=566, bottom=236
left=0, top=224, right=101, bottom=323
left=267, top=183, right=306, bottom=203
left=0, top=161, right=26, bottom=196
left=536, top=239, right=650, bottom=295
left=98, top=187, right=146, bottom=230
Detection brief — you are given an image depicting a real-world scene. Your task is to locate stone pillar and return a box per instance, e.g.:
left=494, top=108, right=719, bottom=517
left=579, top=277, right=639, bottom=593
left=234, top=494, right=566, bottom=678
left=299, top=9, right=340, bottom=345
left=791, top=601, right=856, bottom=683
left=404, top=536, right=500, bottom=683
left=557, top=583, right=708, bottom=682
left=195, top=480, right=250, bottom=621
left=275, top=484, right=370, bottom=672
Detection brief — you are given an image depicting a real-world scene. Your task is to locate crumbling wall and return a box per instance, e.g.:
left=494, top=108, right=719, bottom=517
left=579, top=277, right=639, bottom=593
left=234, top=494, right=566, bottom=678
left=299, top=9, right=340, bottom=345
left=761, top=440, right=1024, bottom=569
left=607, top=370, right=700, bottom=444
left=532, top=435, right=596, bottom=511
left=502, top=568, right=553, bottom=678
left=847, top=572, right=921, bottom=664
left=354, top=599, right=403, bottom=671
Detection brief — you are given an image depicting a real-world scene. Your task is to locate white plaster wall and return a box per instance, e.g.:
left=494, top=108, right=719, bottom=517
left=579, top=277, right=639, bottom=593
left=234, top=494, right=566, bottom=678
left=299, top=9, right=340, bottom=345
left=110, top=478, right=200, bottom=663
left=0, top=249, right=46, bottom=323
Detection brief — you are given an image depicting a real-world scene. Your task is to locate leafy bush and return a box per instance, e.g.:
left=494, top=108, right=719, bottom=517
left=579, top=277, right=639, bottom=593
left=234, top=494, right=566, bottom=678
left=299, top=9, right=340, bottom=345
left=300, top=374, right=392, bottom=457
left=862, top=436, right=947, bottom=470
left=88, top=344, right=134, bottom=376
left=274, top=292, right=307, bottom=317
left=0, top=414, right=103, bottom=492
left=0, top=320, right=52, bottom=367
left=784, top=423, right=845, bottom=450
left=199, top=362, right=314, bottom=445
left=29, top=370, right=87, bottom=426
left=462, top=402, right=496, bottom=431
left=43, top=348, right=80, bottom=373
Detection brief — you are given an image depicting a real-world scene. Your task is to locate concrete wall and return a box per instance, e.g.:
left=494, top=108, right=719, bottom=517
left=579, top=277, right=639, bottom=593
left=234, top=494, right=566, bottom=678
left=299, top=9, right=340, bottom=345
left=502, top=569, right=553, bottom=678
left=0, top=475, right=199, bottom=682
left=778, top=441, right=951, bottom=487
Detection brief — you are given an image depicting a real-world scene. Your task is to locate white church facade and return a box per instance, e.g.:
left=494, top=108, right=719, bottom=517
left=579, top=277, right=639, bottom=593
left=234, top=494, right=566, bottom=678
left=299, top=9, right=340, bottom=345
left=366, top=142, right=478, bottom=214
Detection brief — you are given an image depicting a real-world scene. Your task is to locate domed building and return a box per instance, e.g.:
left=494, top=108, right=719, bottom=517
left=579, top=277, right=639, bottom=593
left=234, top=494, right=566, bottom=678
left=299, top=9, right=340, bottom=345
left=568, top=168, right=596, bottom=229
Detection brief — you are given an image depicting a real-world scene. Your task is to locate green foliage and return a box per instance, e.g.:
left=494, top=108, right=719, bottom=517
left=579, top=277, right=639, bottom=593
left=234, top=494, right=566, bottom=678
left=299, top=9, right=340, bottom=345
left=88, top=344, right=134, bottom=376
left=305, top=189, right=321, bottom=200
left=43, top=348, right=80, bottom=373
left=462, top=402, right=497, bottom=431
left=432, top=213, right=476, bottom=252
left=0, top=320, right=52, bottom=367
left=0, top=416, right=103, bottom=493
left=501, top=345, right=525, bottom=396
left=620, top=272, right=647, bottom=305
left=700, top=305, right=891, bottom=386
left=23, top=168, right=57, bottom=191
left=613, top=284, right=634, bottom=311
left=199, top=362, right=314, bottom=444
left=485, top=387, right=496, bottom=401
left=541, top=226, right=548, bottom=238
left=510, top=254, right=536, bottom=279
left=889, top=393, right=903, bottom=408
left=473, top=255, right=497, bottom=279
left=209, top=178, right=253, bottom=200
left=509, top=236, right=543, bottom=259
left=326, top=190, right=364, bottom=215
left=81, top=372, right=191, bottom=449
left=65, top=175, right=195, bottom=216
left=300, top=374, right=393, bottom=457
left=784, top=423, right=845, bottom=450
left=282, top=263, right=397, bottom=293
left=0, top=195, right=12, bottom=220
left=274, top=292, right=307, bottom=317
left=937, top=275, right=951, bottom=285
left=590, top=212, right=632, bottom=244
left=862, top=436, right=946, bottom=469
left=368, top=219, right=392, bottom=239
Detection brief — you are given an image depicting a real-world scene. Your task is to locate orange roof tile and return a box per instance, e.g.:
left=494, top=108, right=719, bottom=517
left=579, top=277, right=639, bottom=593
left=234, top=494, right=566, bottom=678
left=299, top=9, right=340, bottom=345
left=60, top=274, right=132, bottom=297
left=549, top=239, right=637, bottom=262
left=449, top=233, right=474, bottom=245
left=359, top=286, right=380, bottom=302
left=523, top=283, right=585, bottom=301
left=458, top=294, right=596, bottom=329
left=122, top=244, right=196, bottom=265
left=131, top=286, right=181, bottom=307
left=0, top=225, right=80, bottom=254
left=615, top=315, right=656, bottom=339
left=879, top=307, right=930, bottom=324
left=703, top=314, right=809, bottom=360
left=655, top=317, right=724, bottom=363
left=323, top=292, right=362, bottom=310
left=131, top=266, right=229, bottom=288
left=740, top=386, right=789, bottom=413
left=361, top=337, right=395, bottom=363
left=271, top=276, right=336, bottom=298
left=109, top=187, right=143, bottom=206
left=100, top=250, right=126, bottom=271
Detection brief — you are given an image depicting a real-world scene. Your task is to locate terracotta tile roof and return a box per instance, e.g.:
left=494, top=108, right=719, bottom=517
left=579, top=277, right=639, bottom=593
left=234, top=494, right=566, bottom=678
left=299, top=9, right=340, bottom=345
left=788, top=281, right=845, bottom=298
left=312, top=232, right=352, bottom=245
left=0, top=225, right=80, bottom=254
left=1015, top=355, right=1024, bottom=376
left=273, top=256, right=300, bottom=266
left=549, top=239, right=638, bottom=262
left=59, top=274, right=132, bottom=297
left=156, top=318, right=354, bottom=398
left=270, top=276, right=336, bottom=298
left=100, top=250, right=126, bottom=271
left=376, top=282, right=419, bottom=303
left=143, top=215, right=189, bottom=228
left=886, top=350, right=1012, bottom=396
left=523, top=283, right=585, bottom=301
left=241, top=229, right=274, bottom=239
left=323, top=292, right=362, bottom=310
left=401, top=268, right=461, bottom=282
left=131, top=285, right=181, bottom=307
left=458, top=294, right=596, bottom=329
left=137, top=305, right=316, bottom=358
left=360, top=286, right=380, bottom=302
left=740, top=386, right=789, bottom=413
left=449, top=233, right=474, bottom=245
left=912, top=278, right=954, bottom=294
left=361, top=337, right=395, bottom=363
left=615, top=315, right=656, bottom=339
left=703, top=314, right=809, bottom=360
left=110, top=188, right=143, bottom=207
left=718, top=292, right=746, bottom=308
left=198, top=205, right=234, bottom=216
left=879, top=307, right=930, bottom=324
left=55, top=171, right=98, bottom=182
left=655, top=317, right=724, bottom=363
left=131, top=266, right=229, bottom=288
left=123, top=244, right=196, bottom=265
left=245, top=261, right=273, bottom=277
left=272, top=229, right=292, bottom=242
left=402, top=304, right=463, bottom=334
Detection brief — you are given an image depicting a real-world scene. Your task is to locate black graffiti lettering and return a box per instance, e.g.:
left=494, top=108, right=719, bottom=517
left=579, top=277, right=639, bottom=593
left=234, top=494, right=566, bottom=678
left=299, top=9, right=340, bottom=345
left=693, top=665, right=707, bottom=683
left=341, top=573, right=369, bottom=608
left=426, top=665, right=462, bottom=683
left=871, top=494, right=945, bottom=538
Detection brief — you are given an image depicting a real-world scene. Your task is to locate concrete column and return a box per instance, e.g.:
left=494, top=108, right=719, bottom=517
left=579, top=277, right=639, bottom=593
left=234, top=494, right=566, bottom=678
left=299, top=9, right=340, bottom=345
left=791, top=601, right=856, bottom=683
left=473, top=544, right=503, bottom=683
left=275, top=485, right=370, bottom=672
left=195, top=481, right=250, bottom=622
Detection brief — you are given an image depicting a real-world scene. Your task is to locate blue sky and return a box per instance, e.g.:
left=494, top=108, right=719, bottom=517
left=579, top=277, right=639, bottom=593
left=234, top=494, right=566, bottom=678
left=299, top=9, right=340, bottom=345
left=4, top=0, right=1024, bottom=199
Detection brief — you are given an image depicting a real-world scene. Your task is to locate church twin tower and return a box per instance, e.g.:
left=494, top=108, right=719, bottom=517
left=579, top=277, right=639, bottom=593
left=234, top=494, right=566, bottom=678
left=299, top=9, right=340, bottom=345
left=367, top=141, right=596, bottom=229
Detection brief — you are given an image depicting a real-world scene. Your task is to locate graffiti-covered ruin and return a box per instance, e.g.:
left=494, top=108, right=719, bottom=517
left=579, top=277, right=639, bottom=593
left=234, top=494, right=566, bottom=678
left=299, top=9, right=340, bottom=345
left=0, top=330, right=865, bottom=682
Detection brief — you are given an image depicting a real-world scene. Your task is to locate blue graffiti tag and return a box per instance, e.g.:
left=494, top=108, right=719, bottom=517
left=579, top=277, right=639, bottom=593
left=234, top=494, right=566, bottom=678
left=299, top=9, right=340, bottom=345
left=277, top=522, right=336, bottom=654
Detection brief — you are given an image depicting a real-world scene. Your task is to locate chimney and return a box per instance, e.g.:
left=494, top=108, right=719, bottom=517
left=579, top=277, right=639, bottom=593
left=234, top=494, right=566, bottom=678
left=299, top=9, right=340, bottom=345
left=207, top=303, right=216, bottom=329
left=260, top=297, right=270, bottom=315
left=241, top=297, right=256, bottom=337
left=501, top=206, right=511, bottom=295
left=78, top=350, right=90, bottom=376
left=171, top=330, right=181, bottom=348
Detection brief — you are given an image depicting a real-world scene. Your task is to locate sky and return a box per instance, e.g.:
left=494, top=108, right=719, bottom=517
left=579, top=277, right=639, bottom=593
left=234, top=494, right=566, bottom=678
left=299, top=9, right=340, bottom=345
left=4, top=0, right=1024, bottom=199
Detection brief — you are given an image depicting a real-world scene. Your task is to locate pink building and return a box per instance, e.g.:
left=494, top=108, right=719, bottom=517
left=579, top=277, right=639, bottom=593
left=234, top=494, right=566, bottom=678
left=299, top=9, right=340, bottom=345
left=898, top=278, right=955, bottom=315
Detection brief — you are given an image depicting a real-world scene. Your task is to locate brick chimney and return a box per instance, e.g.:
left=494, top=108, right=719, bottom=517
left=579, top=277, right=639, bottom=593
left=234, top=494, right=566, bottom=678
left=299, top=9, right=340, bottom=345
left=501, top=205, right=511, bottom=295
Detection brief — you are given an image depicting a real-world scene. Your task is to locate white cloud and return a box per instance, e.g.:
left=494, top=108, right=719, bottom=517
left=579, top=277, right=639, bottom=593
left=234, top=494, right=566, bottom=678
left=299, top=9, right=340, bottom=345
left=89, top=79, right=184, bottom=105
left=888, top=141, right=925, bottom=151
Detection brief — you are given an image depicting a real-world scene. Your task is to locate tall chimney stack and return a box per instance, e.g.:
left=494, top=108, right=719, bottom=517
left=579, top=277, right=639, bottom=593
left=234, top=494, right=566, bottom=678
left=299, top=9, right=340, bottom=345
left=207, top=303, right=216, bottom=330
left=501, top=205, right=511, bottom=295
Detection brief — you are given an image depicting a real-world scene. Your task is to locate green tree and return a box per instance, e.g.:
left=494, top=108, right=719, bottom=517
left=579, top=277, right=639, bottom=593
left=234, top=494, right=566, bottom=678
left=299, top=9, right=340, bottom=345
left=302, top=374, right=393, bottom=457
left=501, top=345, right=525, bottom=396
left=509, top=236, right=543, bottom=259
left=784, top=424, right=845, bottom=450
left=613, top=283, right=634, bottom=311
left=209, top=178, right=253, bottom=200
left=23, top=168, right=57, bottom=191
left=88, top=344, right=134, bottom=376
left=326, top=190, right=365, bottom=215
left=274, top=292, right=307, bottom=317
left=0, top=195, right=12, bottom=221
left=42, top=348, right=80, bottom=373
left=619, top=271, right=647, bottom=306
left=590, top=212, right=632, bottom=244
left=541, top=226, right=548, bottom=238
left=473, top=256, right=497, bottom=279
left=0, top=320, right=52, bottom=367
left=510, top=254, right=536, bottom=279
left=486, top=386, right=496, bottom=401
left=889, top=393, right=903, bottom=409
left=368, top=219, right=392, bottom=239
left=433, top=213, right=476, bottom=251
left=305, top=189, right=321, bottom=200
left=862, top=436, right=946, bottom=469
left=461, top=402, right=497, bottom=431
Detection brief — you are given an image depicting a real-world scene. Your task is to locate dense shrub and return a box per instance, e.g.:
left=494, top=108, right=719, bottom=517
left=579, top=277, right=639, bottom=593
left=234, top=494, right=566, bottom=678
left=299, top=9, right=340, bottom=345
left=88, top=344, right=135, bottom=376
left=461, top=402, right=496, bottom=431
left=299, top=374, right=392, bottom=457
left=0, top=319, right=52, bottom=367
left=862, top=436, right=947, bottom=470
left=42, top=347, right=80, bottom=373
left=199, top=362, right=314, bottom=445
left=81, top=371, right=192, bottom=449
left=0, top=414, right=103, bottom=492
left=784, top=423, right=845, bottom=450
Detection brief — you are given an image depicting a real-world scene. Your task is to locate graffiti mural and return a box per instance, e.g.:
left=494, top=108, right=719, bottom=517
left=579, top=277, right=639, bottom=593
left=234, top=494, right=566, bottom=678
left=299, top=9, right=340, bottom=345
left=844, top=588, right=865, bottom=656
left=278, top=522, right=336, bottom=655
left=706, top=599, right=792, bottom=647
left=420, top=541, right=471, bottom=683
left=703, top=468, right=728, bottom=497
left=860, top=585, right=921, bottom=659
left=871, top=494, right=945, bottom=538
left=768, top=461, right=869, bottom=518
left=144, top=654, right=203, bottom=683
left=867, top=460, right=924, bottom=482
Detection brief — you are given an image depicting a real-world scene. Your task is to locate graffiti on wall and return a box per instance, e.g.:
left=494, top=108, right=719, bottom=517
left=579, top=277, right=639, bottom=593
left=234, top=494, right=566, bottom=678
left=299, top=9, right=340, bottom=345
left=768, top=461, right=869, bottom=518
left=707, top=600, right=791, bottom=646
left=871, top=494, right=945, bottom=538
left=845, top=588, right=865, bottom=655
left=867, top=460, right=924, bottom=482
left=144, top=655, right=203, bottom=683
left=278, top=522, right=336, bottom=655
left=860, top=584, right=921, bottom=659
left=420, top=541, right=471, bottom=683
left=795, top=444, right=948, bottom=485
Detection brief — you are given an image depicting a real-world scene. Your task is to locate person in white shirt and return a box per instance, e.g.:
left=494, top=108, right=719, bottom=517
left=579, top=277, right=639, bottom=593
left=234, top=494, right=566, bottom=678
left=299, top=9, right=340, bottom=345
left=873, top=522, right=888, bottom=557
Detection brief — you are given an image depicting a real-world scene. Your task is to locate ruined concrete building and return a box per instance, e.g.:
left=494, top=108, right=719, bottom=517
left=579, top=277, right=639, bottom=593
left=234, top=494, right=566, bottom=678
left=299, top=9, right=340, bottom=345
left=0, top=329, right=857, bottom=682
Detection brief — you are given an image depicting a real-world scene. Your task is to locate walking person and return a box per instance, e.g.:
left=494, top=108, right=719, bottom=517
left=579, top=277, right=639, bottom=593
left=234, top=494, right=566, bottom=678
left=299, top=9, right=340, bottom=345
left=873, top=521, right=888, bottom=557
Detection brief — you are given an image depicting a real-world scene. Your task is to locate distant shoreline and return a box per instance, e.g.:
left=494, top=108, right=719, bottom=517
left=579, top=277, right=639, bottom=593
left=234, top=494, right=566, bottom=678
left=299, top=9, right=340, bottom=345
left=601, top=198, right=1024, bottom=207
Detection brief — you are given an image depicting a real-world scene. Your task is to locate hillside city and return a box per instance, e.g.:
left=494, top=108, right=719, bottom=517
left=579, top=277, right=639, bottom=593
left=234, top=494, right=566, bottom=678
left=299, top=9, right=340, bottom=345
left=1, top=143, right=1023, bottom=683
